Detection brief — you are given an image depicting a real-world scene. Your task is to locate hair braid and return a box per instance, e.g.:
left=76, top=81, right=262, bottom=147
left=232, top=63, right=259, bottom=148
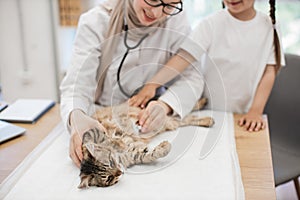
left=269, top=0, right=282, bottom=73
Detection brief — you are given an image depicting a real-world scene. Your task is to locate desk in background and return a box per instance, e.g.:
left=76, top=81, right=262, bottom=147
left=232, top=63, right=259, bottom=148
left=0, top=105, right=276, bottom=199
left=0, top=105, right=60, bottom=182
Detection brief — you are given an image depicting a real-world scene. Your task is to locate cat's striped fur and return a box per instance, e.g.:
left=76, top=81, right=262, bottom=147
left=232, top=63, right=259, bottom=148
left=78, top=98, right=214, bottom=188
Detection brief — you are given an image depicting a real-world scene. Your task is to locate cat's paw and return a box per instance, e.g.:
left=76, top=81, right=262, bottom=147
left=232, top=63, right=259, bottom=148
left=159, top=141, right=171, bottom=150
left=153, top=141, right=171, bottom=158
left=199, top=117, right=215, bottom=127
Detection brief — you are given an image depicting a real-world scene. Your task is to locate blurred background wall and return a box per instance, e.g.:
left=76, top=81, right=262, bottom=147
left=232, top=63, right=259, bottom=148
left=0, top=0, right=59, bottom=102
left=0, top=0, right=102, bottom=103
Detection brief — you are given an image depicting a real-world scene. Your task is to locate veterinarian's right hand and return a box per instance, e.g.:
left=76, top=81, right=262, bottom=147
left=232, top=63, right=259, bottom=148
left=129, top=83, right=159, bottom=108
left=69, top=109, right=106, bottom=167
left=138, top=100, right=171, bottom=133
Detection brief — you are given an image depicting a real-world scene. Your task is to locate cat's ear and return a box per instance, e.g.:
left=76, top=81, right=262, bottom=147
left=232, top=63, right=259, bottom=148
left=96, top=151, right=111, bottom=165
left=78, top=175, right=90, bottom=189
left=85, top=143, right=96, bottom=158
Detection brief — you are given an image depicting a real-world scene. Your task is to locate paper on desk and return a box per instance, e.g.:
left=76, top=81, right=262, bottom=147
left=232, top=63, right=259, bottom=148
left=0, top=111, right=244, bottom=200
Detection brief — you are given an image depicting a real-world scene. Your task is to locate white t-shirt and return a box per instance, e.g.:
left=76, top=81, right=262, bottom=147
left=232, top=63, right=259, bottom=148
left=181, top=9, right=285, bottom=113
left=60, top=6, right=203, bottom=128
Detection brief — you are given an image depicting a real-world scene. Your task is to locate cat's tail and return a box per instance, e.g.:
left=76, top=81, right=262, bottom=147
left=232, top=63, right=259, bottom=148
left=192, top=97, right=208, bottom=111
left=180, top=115, right=214, bottom=128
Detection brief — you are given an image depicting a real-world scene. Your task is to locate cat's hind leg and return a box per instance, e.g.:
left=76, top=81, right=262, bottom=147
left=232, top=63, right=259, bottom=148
left=151, top=141, right=171, bottom=159
left=123, top=141, right=171, bottom=168
left=135, top=141, right=171, bottom=164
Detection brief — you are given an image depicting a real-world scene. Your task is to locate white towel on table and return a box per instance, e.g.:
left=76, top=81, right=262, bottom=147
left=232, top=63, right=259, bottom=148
left=0, top=111, right=244, bottom=200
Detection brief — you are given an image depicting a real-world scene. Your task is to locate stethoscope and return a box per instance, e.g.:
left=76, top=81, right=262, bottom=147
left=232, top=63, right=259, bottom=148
left=116, top=18, right=150, bottom=98
left=117, top=13, right=169, bottom=101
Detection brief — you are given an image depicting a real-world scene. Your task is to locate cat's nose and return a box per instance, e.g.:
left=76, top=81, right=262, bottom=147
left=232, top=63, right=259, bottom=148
left=116, top=169, right=123, bottom=176
left=118, top=163, right=125, bottom=173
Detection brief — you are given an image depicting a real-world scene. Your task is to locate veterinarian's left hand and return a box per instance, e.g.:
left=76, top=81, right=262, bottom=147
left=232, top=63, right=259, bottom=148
left=238, top=111, right=266, bottom=132
left=138, top=100, right=171, bottom=133
left=128, top=83, right=158, bottom=108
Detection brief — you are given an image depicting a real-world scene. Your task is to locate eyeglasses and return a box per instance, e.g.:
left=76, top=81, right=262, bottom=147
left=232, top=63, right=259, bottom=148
left=144, top=0, right=183, bottom=16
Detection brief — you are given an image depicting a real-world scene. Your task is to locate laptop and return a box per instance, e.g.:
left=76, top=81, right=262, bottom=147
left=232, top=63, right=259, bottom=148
left=0, top=120, right=26, bottom=143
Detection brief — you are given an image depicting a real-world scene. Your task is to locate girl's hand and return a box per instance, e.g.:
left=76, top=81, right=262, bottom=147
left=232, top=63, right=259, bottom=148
left=238, top=111, right=266, bottom=132
left=69, top=109, right=106, bottom=167
left=128, top=84, right=159, bottom=108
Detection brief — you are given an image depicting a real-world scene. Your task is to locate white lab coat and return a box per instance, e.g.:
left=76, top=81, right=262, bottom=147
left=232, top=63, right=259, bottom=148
left=60, top=6, right=203, bottom=128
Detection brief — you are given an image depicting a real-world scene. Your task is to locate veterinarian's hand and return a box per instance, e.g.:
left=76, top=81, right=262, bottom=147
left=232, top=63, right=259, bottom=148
left=69, top=109, right=106, bottom=167
left=238, top=111, right=266, bottom=132
left=129, top=83, right=159, bottom=108
left=138, top=101, right=171, bottom=133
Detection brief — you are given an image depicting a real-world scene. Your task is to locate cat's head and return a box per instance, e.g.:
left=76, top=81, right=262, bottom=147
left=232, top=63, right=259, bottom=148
left=78, top=144, right=123, bottom=188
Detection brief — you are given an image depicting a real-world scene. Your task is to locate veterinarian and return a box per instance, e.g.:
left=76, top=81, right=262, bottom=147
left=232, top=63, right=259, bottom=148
left=60, top=0, right=203, bottom=167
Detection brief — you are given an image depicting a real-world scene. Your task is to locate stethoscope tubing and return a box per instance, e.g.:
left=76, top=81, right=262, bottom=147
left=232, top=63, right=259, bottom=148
left=117, top=24, right=149, bottom=98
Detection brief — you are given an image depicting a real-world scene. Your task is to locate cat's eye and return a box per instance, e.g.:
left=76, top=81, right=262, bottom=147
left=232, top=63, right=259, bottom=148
left=106, top=175, right=114, bottom=184
left=108, top=175, right=113, bottom=179
left=102, top=164, right=109, bottom=167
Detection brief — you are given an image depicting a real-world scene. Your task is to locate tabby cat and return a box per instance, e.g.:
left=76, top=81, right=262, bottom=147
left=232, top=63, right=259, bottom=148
left=78, top=98, right=214, bottom=188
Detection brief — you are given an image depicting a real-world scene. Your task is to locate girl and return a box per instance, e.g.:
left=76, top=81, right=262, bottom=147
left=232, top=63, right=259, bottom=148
left=60, top=0, right=202, bottom=167
left=130, top=0, right=285, bottom=132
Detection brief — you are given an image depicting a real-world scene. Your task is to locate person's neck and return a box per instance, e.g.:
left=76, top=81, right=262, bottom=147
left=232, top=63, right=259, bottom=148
left=229, top=8, right=256, bottom=21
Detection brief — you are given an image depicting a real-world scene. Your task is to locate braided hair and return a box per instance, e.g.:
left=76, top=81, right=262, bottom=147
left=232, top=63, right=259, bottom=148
left=269, top=0, right=282, bottom=73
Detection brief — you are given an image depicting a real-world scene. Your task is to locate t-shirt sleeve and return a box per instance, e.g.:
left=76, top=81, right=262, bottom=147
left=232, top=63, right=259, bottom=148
left=158, top=12, right=205, bottom=118
left=180, top=19, right=212, bottom=61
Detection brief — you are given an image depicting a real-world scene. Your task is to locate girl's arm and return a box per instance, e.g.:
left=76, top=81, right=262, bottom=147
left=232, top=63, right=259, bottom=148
left=238, top=65, right=276, bottom=132
left=129, top=50, right=196, bottom=108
